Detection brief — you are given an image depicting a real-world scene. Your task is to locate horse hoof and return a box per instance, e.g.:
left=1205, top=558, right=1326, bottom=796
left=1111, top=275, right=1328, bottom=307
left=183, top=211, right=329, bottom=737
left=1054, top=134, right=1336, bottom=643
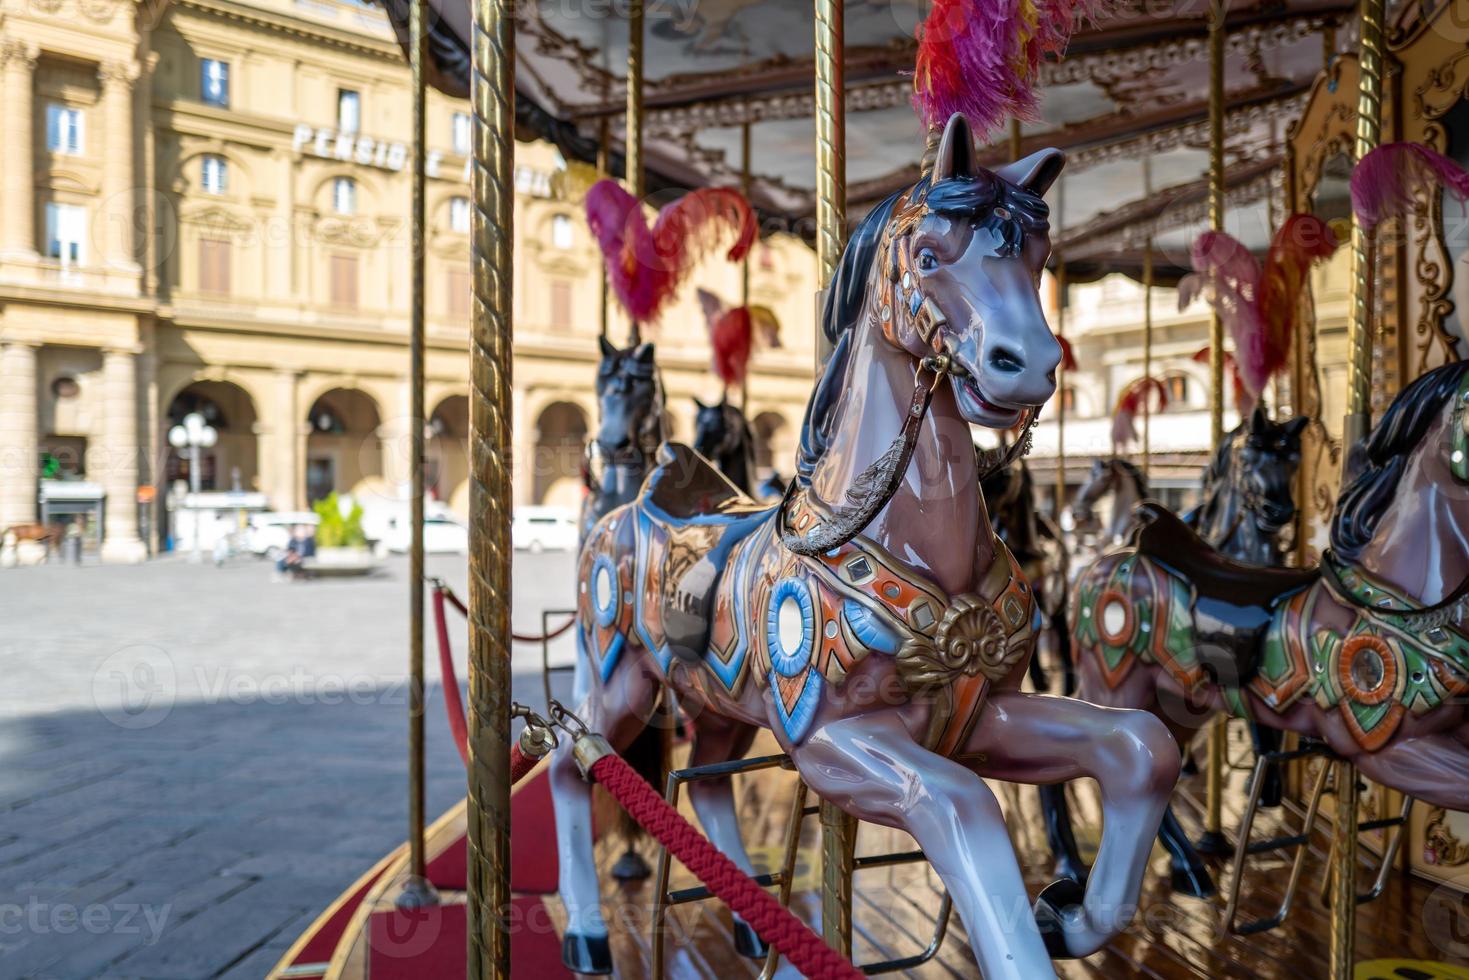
left=1033, top=877, right=1086, bottom=960
left=561, top=933, right=613, bottom=974
left=733, top=919, right=769, bottom=959
left=1170, top=864, right=1217, bottom=899
left=610, top=848, right=652, bottom=880
left=1193, top=830, right=1231, bottom=856
left=1053, top=859, right=1089, bottom=888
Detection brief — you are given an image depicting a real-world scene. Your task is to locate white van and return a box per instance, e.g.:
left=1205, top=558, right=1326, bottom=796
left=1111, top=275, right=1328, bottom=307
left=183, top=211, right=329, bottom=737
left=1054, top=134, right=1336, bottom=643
left=512, top=506, right=579, bottom=552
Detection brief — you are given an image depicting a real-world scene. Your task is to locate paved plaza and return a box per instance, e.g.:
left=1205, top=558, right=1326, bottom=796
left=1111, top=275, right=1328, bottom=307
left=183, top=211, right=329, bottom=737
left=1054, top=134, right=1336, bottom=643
left=0, top=550, right=579, bottom=979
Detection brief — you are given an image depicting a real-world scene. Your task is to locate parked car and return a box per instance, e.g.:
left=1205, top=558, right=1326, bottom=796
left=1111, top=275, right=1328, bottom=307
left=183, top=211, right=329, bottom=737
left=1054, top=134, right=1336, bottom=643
left=365, top=501, right=470, bottom=555
left=512, top=506, right=578, bottom=552
left=244, top=511, right=320, bottom=560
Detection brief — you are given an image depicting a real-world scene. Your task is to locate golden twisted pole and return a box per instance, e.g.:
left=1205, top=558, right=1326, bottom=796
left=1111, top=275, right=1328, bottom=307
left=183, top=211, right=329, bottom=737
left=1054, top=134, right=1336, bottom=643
left=598, top=116, right=610, bottom=341
left=814, top=0, right=846, bottom=367
left=1343, top=0, right=1382, bottom=453
left=1054, top=175, right=1066, bottom=515
left=1141, top=157, right=1153, bottom=478
left=814, top=0, right=852, bottom=956
left=402, top=0, right=435, bottom=909
left=1331, top=3, right=1384, bottom=976
left=625, top=0, right=644, bottom=345
left=1202, top=0, right=1229, bottom=854
left=740, top=117, right=752, bottom=411
left=467, top=0, right=515, bottom=973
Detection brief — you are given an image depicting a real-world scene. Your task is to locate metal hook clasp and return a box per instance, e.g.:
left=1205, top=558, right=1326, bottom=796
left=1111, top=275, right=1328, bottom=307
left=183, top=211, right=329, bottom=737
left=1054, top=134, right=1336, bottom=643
left=546, top=699, right=590, bottom=739
left=511, top=702, right=560, bottom=757
left=917, top=352, right=952, bottom=392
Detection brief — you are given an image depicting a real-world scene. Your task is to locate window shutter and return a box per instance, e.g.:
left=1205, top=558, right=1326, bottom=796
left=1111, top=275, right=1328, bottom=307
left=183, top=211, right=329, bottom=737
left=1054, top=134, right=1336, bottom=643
left=447, top=267, right=470, bottom=319
left=199, top=238, right=231, bottom=294
left=331, top=254, right=358, bottom=308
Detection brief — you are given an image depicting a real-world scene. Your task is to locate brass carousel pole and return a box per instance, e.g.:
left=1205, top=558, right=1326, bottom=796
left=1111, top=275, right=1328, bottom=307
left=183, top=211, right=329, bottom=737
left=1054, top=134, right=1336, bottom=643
left=740, top=117, right=752, bottom=411
left=598, top=118, right=610, bottom=340
left=1054, top=176, right=1066, bottom=518
left=466, top=0, right=515, bottom=972
left=814, top=0, right=852, bottom=957
left=626, top=0, right=644, bottom=345
left=1200, top=0, right=1230, bottom=856
left=1331, top=1, right=1384, bottom=975
left=402, top=0, right=436, bottom=909
left=1141, top=158, right=1153, bottom=478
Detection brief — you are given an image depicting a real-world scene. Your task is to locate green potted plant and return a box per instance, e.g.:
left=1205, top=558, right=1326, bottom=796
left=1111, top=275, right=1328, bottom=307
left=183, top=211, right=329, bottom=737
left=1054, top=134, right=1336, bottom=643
left=310, top=493, right=373, bottom=570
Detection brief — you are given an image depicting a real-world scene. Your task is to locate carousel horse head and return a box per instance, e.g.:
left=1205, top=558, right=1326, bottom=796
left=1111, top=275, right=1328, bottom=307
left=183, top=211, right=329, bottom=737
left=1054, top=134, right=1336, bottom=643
left=870, top=114, right=1064, bottom=427
left=1332, top=359, right=1469, bottom=593
left=691, top=397, right=746, bottom=462
left=593, top=336, right=662, bottom=460
left=1071, top=456, right=1149, bottom=529
left=1210, top=405, right=1309, bottom=537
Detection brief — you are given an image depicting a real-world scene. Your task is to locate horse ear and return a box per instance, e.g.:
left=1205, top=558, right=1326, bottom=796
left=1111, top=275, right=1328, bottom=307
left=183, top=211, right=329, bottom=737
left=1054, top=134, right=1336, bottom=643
left=933, top=113, right=976, bottom=183
left=633, top=342, right=656, bottom=363
left=995, top=148, right=1066, bottom=198
left=1283, top=414, right=1309, bottom=440
left=1250, top=403, right=1269, bottom=435
left=693, top=396, right=707, bottom=410
left=598, top=335, right=618, bottom=359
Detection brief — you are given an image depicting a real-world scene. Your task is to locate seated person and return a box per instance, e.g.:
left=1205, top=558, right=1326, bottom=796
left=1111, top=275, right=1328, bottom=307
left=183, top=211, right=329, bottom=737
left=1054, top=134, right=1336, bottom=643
left=276, top=525, right=317, bottom=577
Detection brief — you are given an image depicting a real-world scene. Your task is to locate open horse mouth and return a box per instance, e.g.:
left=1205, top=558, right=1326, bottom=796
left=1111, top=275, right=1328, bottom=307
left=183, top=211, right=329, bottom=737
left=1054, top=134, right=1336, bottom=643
left=954, top=371, right=1030, bottom=428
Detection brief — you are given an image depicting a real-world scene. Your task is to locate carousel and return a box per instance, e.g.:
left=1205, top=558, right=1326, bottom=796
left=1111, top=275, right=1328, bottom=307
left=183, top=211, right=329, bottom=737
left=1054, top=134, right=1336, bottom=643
left=267, top=0, right=1469, bottom=977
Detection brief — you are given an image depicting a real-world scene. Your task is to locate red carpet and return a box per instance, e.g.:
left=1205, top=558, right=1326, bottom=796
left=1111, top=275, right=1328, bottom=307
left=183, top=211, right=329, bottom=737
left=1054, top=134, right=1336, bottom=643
left=509, top=769, right=560, bottom=893
left=363, top=897, right=568, bottom=978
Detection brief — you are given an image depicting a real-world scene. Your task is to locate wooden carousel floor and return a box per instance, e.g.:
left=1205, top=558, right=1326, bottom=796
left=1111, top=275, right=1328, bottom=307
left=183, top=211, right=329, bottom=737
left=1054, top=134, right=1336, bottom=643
left=560, top=724, right=1469, bottom=979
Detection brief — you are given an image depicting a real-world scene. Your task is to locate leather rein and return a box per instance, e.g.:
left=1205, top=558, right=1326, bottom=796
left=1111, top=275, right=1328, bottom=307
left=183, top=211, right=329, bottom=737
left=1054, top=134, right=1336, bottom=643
left=778, top=350, right=1038, bottom=558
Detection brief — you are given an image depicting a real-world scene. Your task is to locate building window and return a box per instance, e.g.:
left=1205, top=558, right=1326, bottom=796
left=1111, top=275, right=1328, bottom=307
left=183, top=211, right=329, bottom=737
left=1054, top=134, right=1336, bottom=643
left=449, top=196, right=471, bottom=233
left=551, top=213, right=573, bottom=250
left=1164, top=374, right=1189, bottom=409
left=199, top=238, right=231, bottom=294
left=549, top=279, right=572, bottom=329
left=332, top=177, right=356, bottom=215
left=201, top=155, right=227, bottom=195
left=337, top=89, right=360, bottom=134
left=44, top=203, right=87, bottom=266
left=45, top=105, right=83, bottom=155
left=330, top=253, right=358, bottom=308
left=201, top=58, right=229, bottom=107
left=452, top=112, right=471, bottom=155
left=446, top=267, right=470, bottom=319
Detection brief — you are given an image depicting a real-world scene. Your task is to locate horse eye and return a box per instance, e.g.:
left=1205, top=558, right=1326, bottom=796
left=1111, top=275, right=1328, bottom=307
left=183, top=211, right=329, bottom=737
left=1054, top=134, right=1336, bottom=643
left=917, top=248, right=939, bottom=272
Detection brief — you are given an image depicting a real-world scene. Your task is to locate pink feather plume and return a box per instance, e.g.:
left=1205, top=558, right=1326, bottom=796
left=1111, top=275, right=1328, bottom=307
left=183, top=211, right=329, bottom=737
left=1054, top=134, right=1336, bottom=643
left=912, top=0, right=1106, bottom=136
left=585, top=180, right=757, bottom=324
left=1111, top=376, right=1168, bottom=450
left=1351, top=142, right=1469, bottom=232
left=1181, top=217, right=1337, bottom=398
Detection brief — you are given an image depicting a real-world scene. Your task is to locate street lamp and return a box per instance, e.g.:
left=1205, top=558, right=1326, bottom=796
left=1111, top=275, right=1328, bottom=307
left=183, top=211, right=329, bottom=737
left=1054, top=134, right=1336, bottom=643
left=168, top=411, right=217, bottom=562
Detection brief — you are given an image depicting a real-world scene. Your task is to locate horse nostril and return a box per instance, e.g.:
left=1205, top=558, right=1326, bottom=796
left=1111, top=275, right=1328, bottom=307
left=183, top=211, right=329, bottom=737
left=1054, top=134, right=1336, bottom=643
left=988, top=346, right=1025, bottom=374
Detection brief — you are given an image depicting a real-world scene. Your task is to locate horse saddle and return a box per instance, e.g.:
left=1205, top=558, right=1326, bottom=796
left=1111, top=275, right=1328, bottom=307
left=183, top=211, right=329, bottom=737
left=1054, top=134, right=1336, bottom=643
left=1133, top=502, right=1319, bottom=685
left=640, top=443, right=775, bottom=664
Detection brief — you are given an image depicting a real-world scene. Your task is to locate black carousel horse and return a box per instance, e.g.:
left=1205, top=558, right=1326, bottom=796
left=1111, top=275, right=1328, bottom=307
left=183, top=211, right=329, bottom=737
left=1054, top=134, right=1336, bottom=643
left=981, top=458, right=1073, bottom=694
left=1044, top=404, right=1309, bottom=897
left=578, top=335, right=666, bottom=881
left=692, top=397, right=757, bottom=496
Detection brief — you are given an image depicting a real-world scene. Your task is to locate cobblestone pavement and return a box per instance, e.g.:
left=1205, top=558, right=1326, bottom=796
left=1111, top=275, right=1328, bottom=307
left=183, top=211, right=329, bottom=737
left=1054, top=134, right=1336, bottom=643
left=0, top=550, right=579, bottom=979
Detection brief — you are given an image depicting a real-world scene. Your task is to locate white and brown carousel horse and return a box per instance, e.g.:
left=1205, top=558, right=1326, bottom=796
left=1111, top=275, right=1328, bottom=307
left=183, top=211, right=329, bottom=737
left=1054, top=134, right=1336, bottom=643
left=550, top=114, right=1179, bottom=978
left=1066, top=361, right=1469, bottom=907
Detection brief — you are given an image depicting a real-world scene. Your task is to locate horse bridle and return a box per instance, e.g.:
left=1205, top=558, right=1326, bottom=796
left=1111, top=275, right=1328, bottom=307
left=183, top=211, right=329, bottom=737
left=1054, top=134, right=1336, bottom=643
left=779, top=197, right=1040, bottom=557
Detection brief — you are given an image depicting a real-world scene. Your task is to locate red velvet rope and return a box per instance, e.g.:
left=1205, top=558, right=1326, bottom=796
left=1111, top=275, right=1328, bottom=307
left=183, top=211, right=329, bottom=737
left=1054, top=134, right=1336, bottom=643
left=436, top=584, right=575, bottom=643
left=589, top=751, right=864, bottom=980
left=509, top=742, right=540, bottom=785
left=432, top=588, right=471, bottom=766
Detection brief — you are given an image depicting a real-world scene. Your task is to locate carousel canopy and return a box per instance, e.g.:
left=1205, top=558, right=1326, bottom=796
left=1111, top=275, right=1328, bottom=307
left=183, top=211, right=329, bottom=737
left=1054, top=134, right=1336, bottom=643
left=386, top=0, right=1356, bottom=280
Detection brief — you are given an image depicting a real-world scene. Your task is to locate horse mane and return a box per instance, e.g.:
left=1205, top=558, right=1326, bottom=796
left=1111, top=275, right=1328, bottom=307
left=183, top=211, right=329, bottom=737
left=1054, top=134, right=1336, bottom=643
left=795, top=189, right=904, bottom=484
left=1331, top=359, right=1469, bottom=562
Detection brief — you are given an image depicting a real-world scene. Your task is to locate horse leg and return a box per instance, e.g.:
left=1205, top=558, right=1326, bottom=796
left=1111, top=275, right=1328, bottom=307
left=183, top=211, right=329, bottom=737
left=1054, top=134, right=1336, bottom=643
left=1037, top=783, right=1089, bottom=885
left=792, top=709, right=1056, bottom=980
left=1249, top=720, right=1284, bottom=807
left=682, top=713, right=766, bottom=958
left=549, top=648, right=662, bottom=974
left=968, top=691, right=1179, bottom=958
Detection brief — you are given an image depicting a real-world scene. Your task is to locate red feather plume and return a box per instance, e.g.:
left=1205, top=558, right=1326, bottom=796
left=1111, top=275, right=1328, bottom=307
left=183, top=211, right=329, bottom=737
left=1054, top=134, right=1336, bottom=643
left=1111, top=376, right=1168, bottom=450
left=1351, top=142, right=1469, bottom=232
left=912, top=0, right=1106, bottom=136
left=1192, top=347, right=1251, bottom=415
left=585, top=180, right=756, bottom=325
left=1056, top=333, right=1077, bottom=372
